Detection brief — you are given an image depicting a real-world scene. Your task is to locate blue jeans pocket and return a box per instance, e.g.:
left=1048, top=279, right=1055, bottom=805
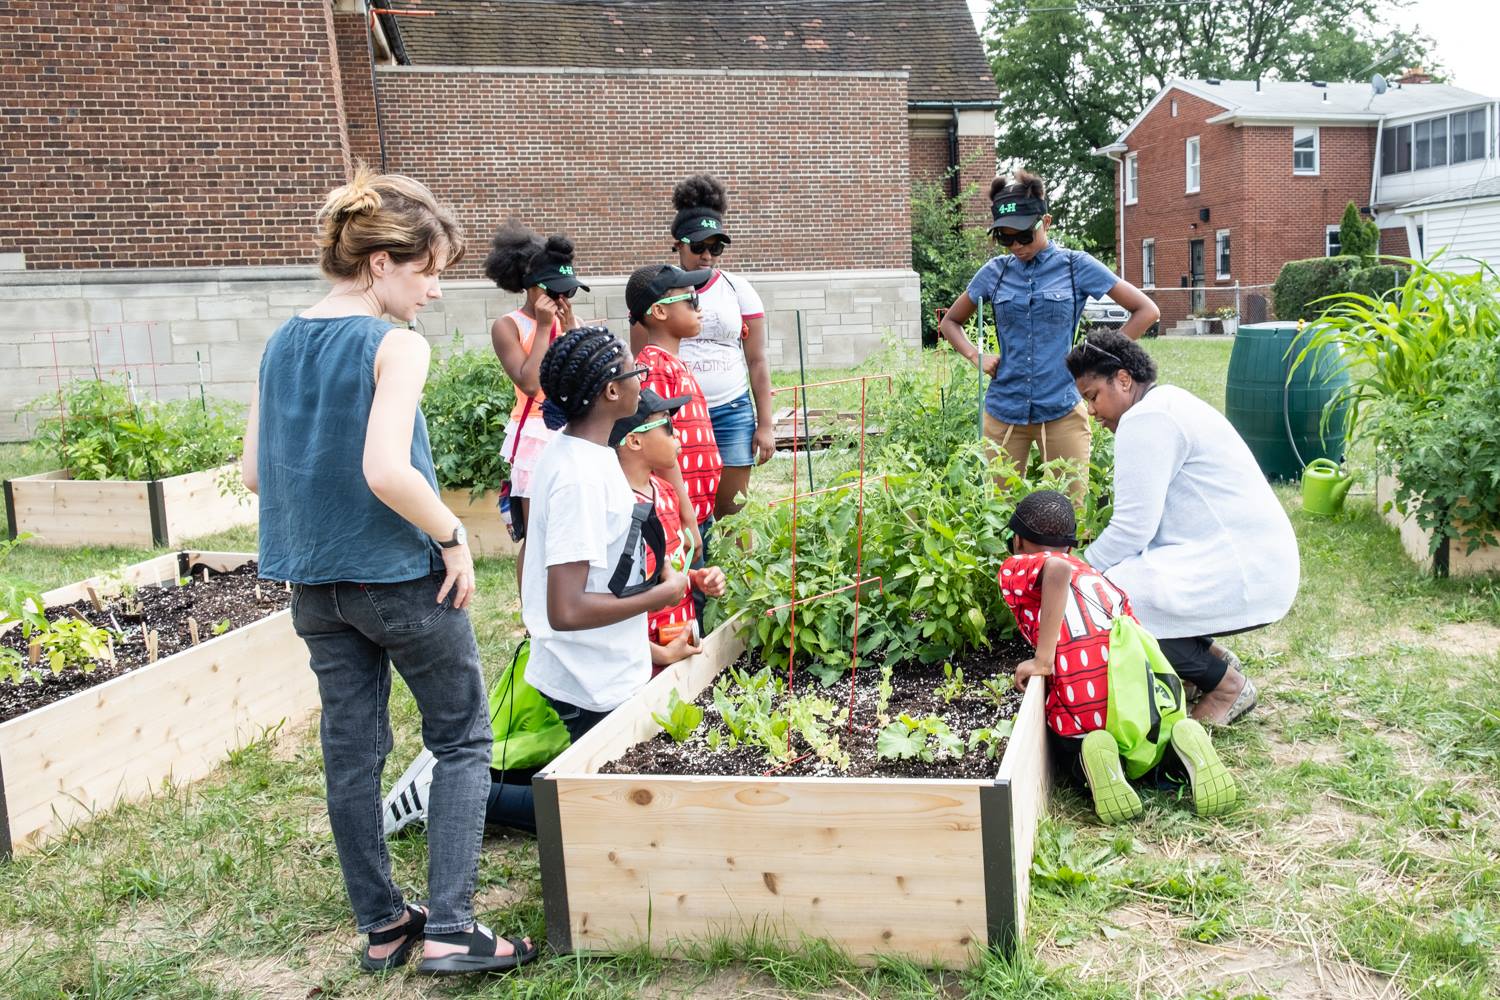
left=360, top=573, right=452, bottom=634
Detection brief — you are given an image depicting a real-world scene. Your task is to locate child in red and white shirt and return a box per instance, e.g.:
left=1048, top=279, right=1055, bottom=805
left=998, top=490, right=1235, bottom=823
left=610, top=387, right=727, bottom=673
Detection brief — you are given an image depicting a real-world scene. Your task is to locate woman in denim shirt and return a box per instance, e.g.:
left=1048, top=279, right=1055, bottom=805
left=242, top=170, right=537, bottom=977
left=939, top=170, right=1159, bottom=500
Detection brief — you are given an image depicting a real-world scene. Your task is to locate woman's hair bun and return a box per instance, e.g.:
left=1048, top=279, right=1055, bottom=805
left=543, top=233, right=575, bottom=262
left=321, top=172, right=384, bottom=223
left=989, top=169, right=1047, bottom=202
left=672, top=174, right=728, bottom=213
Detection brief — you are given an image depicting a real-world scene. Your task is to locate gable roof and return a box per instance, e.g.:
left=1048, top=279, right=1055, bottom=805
left=1114, top=78, right=1496, bottom=143
left=375, top=0, right=999, bottom=106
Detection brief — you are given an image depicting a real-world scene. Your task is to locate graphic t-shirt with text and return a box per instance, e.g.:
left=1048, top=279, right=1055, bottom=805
left=638, top=344, right=722, bottom=526
left=676, top=270, right=765, bottom=408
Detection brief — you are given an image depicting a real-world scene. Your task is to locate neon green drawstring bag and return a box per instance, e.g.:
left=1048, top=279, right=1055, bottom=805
left=489, top=640, right=571, bottom=772
left=1104, top=616, right=1188, bottom=779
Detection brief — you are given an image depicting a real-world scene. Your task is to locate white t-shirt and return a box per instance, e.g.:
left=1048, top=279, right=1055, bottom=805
left=677, top=269, right=765, bottom=408
left=521, top=433, right=651, bottom=712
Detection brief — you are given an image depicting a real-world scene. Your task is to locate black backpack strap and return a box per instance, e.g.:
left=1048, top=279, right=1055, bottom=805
left=607, top=501, right=668, bottom=598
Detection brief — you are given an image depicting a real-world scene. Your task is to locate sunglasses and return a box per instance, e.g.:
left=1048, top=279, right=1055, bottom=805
left=994, top=222, right=1040, bottom=247
left=610, top=365, right=650, bottom=384
left=630, top=416, right=673, bottom=436
left=1080, top=340, right=1124, bottom=366
left=654, top=291, right=700, bottom=310
left=688, top=241, right=727, bottom=257
left=540, top=284, right=578, bottom=299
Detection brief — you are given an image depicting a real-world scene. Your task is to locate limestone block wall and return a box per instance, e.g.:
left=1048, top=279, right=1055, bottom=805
left=0, top=267, right=918, bottom=441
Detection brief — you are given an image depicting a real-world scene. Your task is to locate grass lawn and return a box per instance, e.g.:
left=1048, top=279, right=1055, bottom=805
left=1, top=339, right=1498, bottom=998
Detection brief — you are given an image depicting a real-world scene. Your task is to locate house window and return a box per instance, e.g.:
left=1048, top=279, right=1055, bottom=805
left=1382, top=123, right=1413, bottom=175
left=1293, top=127, right=1319, bottom=174
left=1171, top=99, right=1178, bottom=117
left=1415, top=119, right=1431, bottom=170
left=1185, top=136, right=1200, bottom=193
left=1431, top=115, right=1448, bottom=167
left=1326, top=225, right=1342, bottom=257
left=1141, top=238, right=1155, bottom=287
left=1461, top=107, right=1488, bottom=161
left=1215, top=229, right=1231, bottom=278
left=1124, top=153, right=1139, bottom=205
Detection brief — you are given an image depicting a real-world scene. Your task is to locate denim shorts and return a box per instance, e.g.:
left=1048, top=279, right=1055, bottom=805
left=709, top=391, right=756, bottom=468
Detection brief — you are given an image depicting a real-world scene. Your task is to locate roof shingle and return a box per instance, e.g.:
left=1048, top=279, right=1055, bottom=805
left=378, top=0, right=999, bottom=105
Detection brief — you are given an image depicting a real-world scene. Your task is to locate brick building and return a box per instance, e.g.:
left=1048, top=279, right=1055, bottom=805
left=1095, top=78, right=1497, bottom=328
left=0, top=0, right=997, bottom=440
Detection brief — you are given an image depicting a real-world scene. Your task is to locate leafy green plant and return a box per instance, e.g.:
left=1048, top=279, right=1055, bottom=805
left=874, top=662, right=894, bottom=724
left=875, top=713, right=964, bottom=763
left=423, top=334, right=517, bottom=498
left=0, top=536, right=49, bottom=684
left=26, top=376, right=244, bottom=481
left=651, top=689, right=704, bottom=743
left=36, top=619, right=112, bottom=675
left=1272, top=256, right=1362, bottom=322
left=935, top=661, right=965, bottom=704
left=968, top=718, right=1015, bottom=760
left=911, top=175, right=992, bottom=347
left=1337, top=200, right=1380, bottom=261
left=211, top=618, right=231, bottom=637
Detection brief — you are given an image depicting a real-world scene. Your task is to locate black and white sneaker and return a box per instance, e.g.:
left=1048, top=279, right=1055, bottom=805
left=383, top=748, right=435, bottom=838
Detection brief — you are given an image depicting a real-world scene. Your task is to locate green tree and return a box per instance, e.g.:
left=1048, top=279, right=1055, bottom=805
left=1338, top=200, right=1380, bottom=259
left=984, top=0, right=1437, bottom=255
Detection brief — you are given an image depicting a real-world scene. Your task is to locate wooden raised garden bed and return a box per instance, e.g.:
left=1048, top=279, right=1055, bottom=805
left=5, top=465, right=256, bottom=549
left=438, top=489, right=520, bottom=559
left=1376, top=474, right=1500, bottom=578
left=0, top=551, right=316, bottom=856
left=533, top=620, right=1052, bottom=966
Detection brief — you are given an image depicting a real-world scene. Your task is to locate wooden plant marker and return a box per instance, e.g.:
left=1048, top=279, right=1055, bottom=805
left=187, top=617, right=200, bottom=646
left=84, top=586, right=104, bottom=613
left=254, top=584, right=263, bottom=603
left=27, top=642, right=40, bottom=668
left=146, top=630, right=159, bottom=664
left=200, top=567, right=210, bottom=585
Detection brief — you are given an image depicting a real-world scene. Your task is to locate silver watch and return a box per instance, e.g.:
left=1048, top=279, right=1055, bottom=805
left=437, top=523, right=467, bottom=549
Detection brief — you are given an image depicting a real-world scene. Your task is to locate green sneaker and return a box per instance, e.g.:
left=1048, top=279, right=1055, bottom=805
left=1169, top=718, right=1237, bottom=817
left=1080, top=730, right=1142, bottom=824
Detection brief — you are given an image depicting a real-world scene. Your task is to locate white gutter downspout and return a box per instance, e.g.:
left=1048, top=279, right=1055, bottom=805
left=1369, top=122, right=1383, bottom=216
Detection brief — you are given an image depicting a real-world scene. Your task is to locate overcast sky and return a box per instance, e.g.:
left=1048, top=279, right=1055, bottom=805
left=966, top=0, right=1500, bottom=98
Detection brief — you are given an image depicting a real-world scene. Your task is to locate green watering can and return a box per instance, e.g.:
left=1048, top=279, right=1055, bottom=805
left=1301, top=458, right=1352, bottom=516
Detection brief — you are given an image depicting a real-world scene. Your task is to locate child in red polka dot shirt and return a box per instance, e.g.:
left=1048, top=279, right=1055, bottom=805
left=998, top=490, right=1235, bottom=823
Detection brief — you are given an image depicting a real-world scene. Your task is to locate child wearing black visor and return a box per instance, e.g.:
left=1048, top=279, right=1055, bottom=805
left=999, top=490, right=1236, bottom=824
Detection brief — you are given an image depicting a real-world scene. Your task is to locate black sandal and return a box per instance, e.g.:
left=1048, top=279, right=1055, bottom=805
left=359, top=903, right=426, bottom=972
left=417, top=922, right=539, bottom=976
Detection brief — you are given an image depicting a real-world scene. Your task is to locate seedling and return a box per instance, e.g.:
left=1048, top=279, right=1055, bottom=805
left=652, top=689, right=704, bottom=743
left=211, top=618, right=231, bottom=637
left=968, top=718, right=1015, bottom=760
left=936, top=661, right=965, bottom=703
left=876, top=713, right=963, bottom=763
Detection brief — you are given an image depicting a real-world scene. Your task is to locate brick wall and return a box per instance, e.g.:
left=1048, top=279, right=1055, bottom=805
left=1380, top=225, right=1410, bottom=257
left=1118, top=86, right=1375, bottom=324
left=1, top=1, right=351, bottom=270
left=368, top=67, right=912, bottom=278
left=910, top=125, right=994, bottom=228
left=333, top=12, right=381, bottom=169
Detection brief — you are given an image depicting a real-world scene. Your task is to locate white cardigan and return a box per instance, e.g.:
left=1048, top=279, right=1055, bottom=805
left=1084, top=385, right=1299, bottom=639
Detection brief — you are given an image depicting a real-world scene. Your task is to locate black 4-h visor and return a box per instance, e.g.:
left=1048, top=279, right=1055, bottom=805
left=989, top=195, right=1048, bottom=232
left=525, top=260, right=590, bottom=295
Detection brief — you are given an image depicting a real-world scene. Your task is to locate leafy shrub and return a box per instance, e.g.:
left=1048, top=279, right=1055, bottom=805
left=27, top=378, right=244, bottom=481
left=1344, top=263, right=1406, bottom=303
left=1337, top=201, right=1380, bottom=261
left=423, top=335, right=517, bottom=497
left=912, top=178, right=992, bottom=347
left=1272, top=256, right=1361, bottom=321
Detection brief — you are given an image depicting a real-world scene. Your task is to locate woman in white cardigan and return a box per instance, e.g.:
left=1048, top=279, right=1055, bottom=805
left=1064, top=331, right=1298, bottom=725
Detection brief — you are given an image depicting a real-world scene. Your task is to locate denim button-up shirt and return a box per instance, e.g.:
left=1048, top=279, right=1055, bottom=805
left=966, top=242, right=1119, bottom=425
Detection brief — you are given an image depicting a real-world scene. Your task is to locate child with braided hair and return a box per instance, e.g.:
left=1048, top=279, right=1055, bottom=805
left=521, top=326, right=690, bottom=739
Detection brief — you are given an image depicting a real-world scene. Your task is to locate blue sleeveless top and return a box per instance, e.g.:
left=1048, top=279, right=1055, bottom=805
left=256, top=315, right=443, bottom=584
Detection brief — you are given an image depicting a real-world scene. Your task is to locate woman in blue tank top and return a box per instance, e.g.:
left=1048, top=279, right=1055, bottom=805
left=241, top=169, right=537, bottom=977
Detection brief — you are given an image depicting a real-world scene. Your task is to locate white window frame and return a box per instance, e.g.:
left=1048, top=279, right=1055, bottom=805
left=1124, top=152, right=1139, bottom=205
left=1215, top=229, right=1231, bottom=279
left=1293, top=126, right=1320, bottom=175
left=1185, top=136, right=1201, bottom=193
left=1141, top=238, right=1155, bottom=287
left=1325, top=225, right=1342, bottom=257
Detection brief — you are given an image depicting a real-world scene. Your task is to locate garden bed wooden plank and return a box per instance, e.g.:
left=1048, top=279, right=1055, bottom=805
left=5, top=465, right=256, bottom=548
left=535, top=617, right=1051, bottom=966
left=1376, top=474, right=1500, bottom=578
left=0, top=551, right=315, bottom=856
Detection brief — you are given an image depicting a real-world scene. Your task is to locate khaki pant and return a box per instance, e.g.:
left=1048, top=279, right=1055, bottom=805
left=982, top=401, right=1092, bottom=502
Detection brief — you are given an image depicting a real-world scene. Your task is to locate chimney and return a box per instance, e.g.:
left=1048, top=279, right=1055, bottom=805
left=1396, top=66, right=1433, bottom=84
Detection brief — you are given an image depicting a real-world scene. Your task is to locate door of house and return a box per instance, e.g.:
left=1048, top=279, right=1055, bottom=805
left=1188, top=239, right=1205, bottom=313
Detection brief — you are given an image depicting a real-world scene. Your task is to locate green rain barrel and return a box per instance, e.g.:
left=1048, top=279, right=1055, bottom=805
left=1225, top=322, right=1349, bottom=481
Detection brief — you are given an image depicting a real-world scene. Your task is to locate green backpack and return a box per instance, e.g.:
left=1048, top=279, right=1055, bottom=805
left=489, top=640, right=572, bottom=773
left=1103, top=615, right=1188, bottom=779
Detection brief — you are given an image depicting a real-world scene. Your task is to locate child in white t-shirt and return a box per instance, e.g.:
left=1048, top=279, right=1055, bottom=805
left=520, top=326, right=689, bottom=738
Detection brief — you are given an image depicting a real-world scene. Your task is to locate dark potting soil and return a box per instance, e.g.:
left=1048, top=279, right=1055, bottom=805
left=602, top=638, right=1032, bottom=780
left=0, top=561, right=290, bottom=723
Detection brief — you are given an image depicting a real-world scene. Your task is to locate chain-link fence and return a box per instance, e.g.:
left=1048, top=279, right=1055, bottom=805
left=1133, top=283, right=1278, bottom=335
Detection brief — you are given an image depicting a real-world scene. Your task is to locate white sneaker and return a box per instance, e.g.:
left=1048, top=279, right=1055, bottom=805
left=383, top=748, right=435, bottom=838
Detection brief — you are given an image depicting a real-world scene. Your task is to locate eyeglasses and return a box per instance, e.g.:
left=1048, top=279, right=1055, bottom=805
left=610, top=365, right=650, bottom=384
left=1080, top=340, right=1124, bottom=366
left=630, top=416, right=673, bottom=436
left=688, top=241, right=727, bottom=257
left=540, top=284, right=578, bottom=299
left=654, top=291, right=700, bottom=311
left=994, top=222, right=1040, bottom=247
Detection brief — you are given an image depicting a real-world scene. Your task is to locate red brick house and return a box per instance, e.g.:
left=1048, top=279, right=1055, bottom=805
left=0, top=0, right=997, bottom=438
left=1095, top=78, right=1497, bottom=328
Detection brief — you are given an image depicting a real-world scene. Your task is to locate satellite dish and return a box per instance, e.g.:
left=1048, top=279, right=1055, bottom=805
left=1371, top=73, right=1389, bottom=95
